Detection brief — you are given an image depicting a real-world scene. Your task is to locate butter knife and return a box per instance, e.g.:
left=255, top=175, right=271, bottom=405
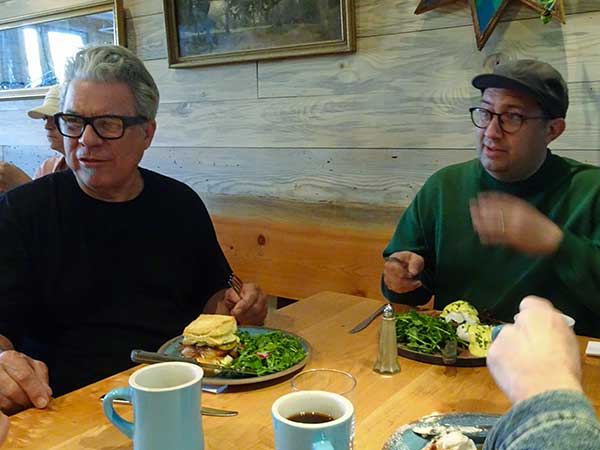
left=349, top=304, right=387, bottom=333
left=99, top=395, right=238, bottom=417
left=130, top=350, right=257, bottom=377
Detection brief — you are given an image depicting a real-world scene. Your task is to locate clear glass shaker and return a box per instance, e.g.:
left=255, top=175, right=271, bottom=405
left=373, top=304, right=401, bottom=374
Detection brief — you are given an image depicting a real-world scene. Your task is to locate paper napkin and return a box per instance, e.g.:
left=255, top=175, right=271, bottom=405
left=585, top=341, right=600, bottom=357
left=202, top=384, right=228, bottom=393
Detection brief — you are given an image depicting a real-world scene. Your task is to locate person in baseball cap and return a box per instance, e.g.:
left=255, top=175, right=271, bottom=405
left=29, top=85, right=68, bottom=179
left=27, top=84, right=61, bottom=120
left=0, top=86, right=67, bottom=192
left=27, top=84, right=65, bottom=155
left=383, top=59, right=600, bottom=339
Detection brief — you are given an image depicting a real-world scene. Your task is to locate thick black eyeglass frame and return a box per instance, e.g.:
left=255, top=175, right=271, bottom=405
left=54, top=113, right=148, bottom=140
left=469, top=107, right=549, bottom=134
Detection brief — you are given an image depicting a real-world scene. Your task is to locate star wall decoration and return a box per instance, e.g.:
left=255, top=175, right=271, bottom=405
left=414, top=0, right=565, bottom=50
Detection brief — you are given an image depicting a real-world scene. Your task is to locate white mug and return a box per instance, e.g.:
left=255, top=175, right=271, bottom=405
left=272, top=390, right=354, bottom=450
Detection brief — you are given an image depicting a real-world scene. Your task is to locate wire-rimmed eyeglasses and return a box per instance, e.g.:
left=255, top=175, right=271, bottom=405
left=54, top=113, right=148, bottom=140
left=469, top=107, right=548, bottom=134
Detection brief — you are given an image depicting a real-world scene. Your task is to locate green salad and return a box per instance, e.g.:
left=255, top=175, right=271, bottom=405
left=395, top=310, right=457, bottom=354
left=230, top=330, right=307, bottom=376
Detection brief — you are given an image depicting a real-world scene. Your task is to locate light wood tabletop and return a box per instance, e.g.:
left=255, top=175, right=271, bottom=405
left=7, top=291, right=600, bottom=449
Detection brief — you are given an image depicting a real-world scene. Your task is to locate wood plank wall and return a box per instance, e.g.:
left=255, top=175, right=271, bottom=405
left=1, top=0, right=599, bottom=299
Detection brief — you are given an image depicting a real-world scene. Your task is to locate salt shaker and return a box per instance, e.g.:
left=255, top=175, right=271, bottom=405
left=373, top=303, right=401, bottom=374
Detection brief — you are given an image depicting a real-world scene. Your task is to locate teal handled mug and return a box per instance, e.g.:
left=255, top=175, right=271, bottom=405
left=103, top=361, right=204, bottom=450
left=272, top=390, right=355, bottom=450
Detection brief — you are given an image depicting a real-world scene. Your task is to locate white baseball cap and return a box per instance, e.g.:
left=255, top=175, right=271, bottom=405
left=28, top=84, right=61, bottom=119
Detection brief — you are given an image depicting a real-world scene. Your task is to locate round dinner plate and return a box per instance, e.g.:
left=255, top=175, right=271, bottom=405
left=397, top=344, right=486, bottom=367
left=382, top=412, right=501, bottom=450
left=157, top=326, right=311, bottom=386
left=396, top=309, right=490, bottom=367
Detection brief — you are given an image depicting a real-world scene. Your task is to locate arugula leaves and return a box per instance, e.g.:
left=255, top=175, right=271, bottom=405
left=230, top=330, right=307, bottom=376
left=395, top=311, right=458, bottom=354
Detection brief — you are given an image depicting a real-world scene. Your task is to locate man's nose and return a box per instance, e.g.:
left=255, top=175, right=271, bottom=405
left=484, top=114, right=504, bottom=138
left=79, top=124, right=103, bottom=145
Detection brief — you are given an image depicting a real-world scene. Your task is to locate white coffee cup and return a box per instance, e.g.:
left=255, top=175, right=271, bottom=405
left=272, top=390, right=354, bottom=450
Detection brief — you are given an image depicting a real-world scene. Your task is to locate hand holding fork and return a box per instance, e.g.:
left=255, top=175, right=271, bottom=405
left=227, top=273, right=244, bottom=297
left=224, top=272, right=268, bottom=326
left=383, top=252, right=433, bottom=294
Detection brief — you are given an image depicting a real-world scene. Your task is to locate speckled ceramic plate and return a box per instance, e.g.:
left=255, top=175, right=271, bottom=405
left=382, top=412, right=501, bottom=450
left=157, top=326, right=310, bottom=386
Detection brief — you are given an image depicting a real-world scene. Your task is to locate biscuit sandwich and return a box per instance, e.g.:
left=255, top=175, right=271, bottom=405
left=181, top=314, right=240, bottom=366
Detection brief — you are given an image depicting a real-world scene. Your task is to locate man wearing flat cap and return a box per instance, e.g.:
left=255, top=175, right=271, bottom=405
left=382, top=59, right=600, bottom=337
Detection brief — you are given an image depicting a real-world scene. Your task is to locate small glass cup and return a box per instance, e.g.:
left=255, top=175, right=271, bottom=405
left=291, top=368, right=357, bottom=399
left=440, top=340, right=458, bottom=365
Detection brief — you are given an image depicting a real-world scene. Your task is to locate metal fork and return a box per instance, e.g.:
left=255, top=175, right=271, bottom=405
left=228, top=273, right=243, bottom=296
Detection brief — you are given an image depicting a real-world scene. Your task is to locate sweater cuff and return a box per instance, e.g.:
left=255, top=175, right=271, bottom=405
left=483, top=390, right=598, bottom=450
left=381, top=276, right=432, bottom=306
left=511, top=389, right=595, bottom=418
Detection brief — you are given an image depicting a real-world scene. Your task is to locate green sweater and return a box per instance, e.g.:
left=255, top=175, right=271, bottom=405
left=383, top=152, right=600, bottom=337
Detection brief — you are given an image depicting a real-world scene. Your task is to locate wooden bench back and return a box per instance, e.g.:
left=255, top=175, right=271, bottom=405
left=209, top=197, right=403, bottom=300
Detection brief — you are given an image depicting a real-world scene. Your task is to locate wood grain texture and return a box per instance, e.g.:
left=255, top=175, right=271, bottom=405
left=258, top=12, right=600, bottom=98
left=125, top=13, right=166, bottom=61
left=140, top=146, right=468, bottom=206
left=212, top=210, right=396, bottom=299
left=143, top=59, right=258, bottom=104
left=0, top=98, right=39, bottom=111
left=6, top=292, right=600, bottom=450
left=132, top=82, right=600, bottom=149
left=123, top=0, right=162, bottom=19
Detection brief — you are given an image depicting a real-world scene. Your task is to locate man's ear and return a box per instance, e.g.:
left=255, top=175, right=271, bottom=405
left=545, top=117, right=566, bottom=145
left=143, top=119, right=157, bottom=149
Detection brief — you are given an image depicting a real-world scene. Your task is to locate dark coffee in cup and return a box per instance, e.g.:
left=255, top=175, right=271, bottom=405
left=287, top=411, right=335, bottom=424
left=273, top=391, right=355, bottom=450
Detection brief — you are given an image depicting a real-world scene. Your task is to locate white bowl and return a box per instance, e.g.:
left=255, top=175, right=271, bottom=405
left=562, top=314, right=576, bottom=328
left=513, top=313, right=575, bottom=328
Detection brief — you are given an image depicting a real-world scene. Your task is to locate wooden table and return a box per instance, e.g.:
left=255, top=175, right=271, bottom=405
left=8, top=292, right=600, bottom=449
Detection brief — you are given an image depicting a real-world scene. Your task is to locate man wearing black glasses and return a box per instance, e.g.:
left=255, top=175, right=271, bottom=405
left=0, top=45, right=267, bottom=414
left=383, top=59, right=600, bottom=338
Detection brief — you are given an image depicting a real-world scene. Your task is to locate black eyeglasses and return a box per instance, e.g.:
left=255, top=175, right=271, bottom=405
left=469, top=107, right=548, bottom=134
left=54, top=113, right=148, bottom=140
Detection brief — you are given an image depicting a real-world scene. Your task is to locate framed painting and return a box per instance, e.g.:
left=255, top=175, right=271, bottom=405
left=163, top=0, right=356, bottom=68
left=0, top=0, right=125, bottom=100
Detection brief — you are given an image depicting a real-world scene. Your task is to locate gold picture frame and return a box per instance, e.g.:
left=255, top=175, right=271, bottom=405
left=163, top=0, right=356, bottom=68
left=0, top=0, right=125, bottom=100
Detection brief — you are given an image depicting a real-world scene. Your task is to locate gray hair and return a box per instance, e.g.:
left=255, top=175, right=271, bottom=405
left=62, top=45, right=159, bottom=120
